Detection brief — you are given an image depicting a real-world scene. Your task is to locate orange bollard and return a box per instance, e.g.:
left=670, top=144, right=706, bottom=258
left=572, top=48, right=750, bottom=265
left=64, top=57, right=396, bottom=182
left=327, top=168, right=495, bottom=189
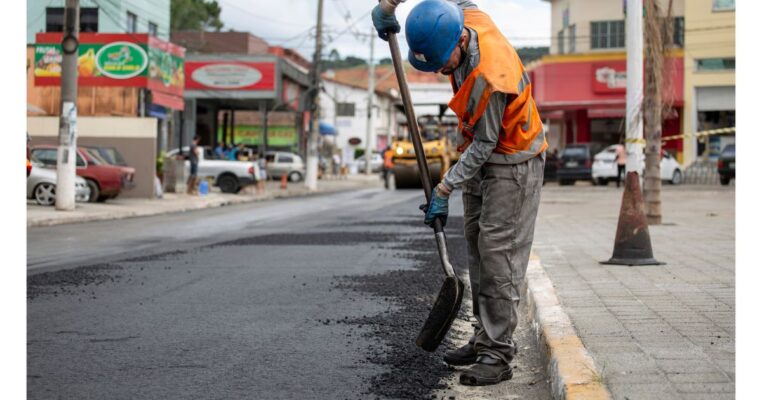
left=280, top=174, right=288, bottom=190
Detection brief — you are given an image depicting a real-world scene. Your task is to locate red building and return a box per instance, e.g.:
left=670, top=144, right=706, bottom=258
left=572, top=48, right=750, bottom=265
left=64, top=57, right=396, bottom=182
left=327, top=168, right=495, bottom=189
left=528, top=51, right=685, bottom=157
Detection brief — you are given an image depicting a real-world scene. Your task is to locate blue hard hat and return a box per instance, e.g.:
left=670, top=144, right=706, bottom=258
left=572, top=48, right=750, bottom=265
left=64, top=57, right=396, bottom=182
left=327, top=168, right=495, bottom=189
left=405, top=0, right=465, bottom=72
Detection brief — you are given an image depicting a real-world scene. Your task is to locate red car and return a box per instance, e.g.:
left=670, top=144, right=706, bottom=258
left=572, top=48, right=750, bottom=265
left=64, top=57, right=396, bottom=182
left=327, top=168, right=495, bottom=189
left=31, top=145, right=131, bottom=202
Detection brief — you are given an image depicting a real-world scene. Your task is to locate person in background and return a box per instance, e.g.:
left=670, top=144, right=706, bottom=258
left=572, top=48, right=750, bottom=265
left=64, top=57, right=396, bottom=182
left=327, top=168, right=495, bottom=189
left=226, top=143, right=238, bottom=161
left=214, top=143, right=226, bottom=159
left=332, top=153, right=341, bottom=177
left=257, top=156, right=267, bottom=194
left=382, top=145, right=395, bottom=189
left=236, top=143, right=248, bottom=161
left=615, top=141, right=626, bottom=188
left=186, top=135, right=201, bottom=195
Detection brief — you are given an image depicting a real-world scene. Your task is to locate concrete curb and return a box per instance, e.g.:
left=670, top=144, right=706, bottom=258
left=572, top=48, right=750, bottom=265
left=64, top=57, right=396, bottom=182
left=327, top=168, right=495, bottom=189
left=27, top=181, right=379, bottom=228
left=525, top=254, right=612, bottom=400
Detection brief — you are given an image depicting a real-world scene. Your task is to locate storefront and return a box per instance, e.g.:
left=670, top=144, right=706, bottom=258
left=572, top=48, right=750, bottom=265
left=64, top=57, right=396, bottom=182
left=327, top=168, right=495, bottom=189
left=29, top=33, right=186, bottom=198
left=182, top=54, right=310, bottom=158
left=529, top=52, right=685, bottom=160
left=32, top=33, right=185, bottom=151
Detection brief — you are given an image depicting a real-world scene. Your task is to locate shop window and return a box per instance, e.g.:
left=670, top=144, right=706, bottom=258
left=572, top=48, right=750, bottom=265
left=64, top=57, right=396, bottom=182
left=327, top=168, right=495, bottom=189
left=126, top=11, right=137, bottom=33
left=591, top=20, right=625, bottom=49
left=45, top=7, right=98, bottom=33
left=696, top=58, right=735, bottom=71
left=713, top=0, right=735, bottom=12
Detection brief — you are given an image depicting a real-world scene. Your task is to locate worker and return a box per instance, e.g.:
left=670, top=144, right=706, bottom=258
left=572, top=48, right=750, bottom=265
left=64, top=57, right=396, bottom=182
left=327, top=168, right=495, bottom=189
left=373, top=0, right=547, bottom=386
left=382, top=145, right=395, bottom=189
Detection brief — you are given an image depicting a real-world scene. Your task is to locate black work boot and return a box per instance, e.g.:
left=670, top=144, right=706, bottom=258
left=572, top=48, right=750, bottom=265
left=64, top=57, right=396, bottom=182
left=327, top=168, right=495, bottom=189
left=459, top=355, right=513, bottom=386
left=444, top=343, right=478, bottom=366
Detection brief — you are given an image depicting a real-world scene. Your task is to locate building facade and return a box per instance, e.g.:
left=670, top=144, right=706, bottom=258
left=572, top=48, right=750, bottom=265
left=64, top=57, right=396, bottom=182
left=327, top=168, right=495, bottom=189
left=27, top=0, right=171, bottom=44
left=682, top=0, right=735, bottom=164
left=532, top=0, right=686, bottom=160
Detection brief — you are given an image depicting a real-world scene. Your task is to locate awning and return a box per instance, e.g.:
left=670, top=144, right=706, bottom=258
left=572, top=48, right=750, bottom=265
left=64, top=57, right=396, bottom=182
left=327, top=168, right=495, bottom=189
left=151, top=91, right=184, bottom=111
left=319, top=122, right=337, bottom=136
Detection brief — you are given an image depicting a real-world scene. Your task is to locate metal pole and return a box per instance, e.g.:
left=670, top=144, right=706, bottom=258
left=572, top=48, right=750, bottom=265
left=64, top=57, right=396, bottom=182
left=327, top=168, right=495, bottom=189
left=304, top=0, right=324, bottom=190
left=364, top=28, right=376, bottom=175
left=625, top=0, right=644, bottom=174
left=56, top=0, right=79, bottom=211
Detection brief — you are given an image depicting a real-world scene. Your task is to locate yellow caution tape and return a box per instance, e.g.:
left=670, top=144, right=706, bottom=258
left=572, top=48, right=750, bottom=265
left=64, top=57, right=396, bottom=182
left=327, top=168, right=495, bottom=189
left=624, top=138, right=646, bottom=145
left=661, top=127, right=735, bottom=142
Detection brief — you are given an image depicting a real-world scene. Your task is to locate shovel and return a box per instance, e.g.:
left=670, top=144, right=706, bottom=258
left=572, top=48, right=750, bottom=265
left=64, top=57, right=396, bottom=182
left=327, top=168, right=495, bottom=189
left=387, top=33, right=465, bottom=352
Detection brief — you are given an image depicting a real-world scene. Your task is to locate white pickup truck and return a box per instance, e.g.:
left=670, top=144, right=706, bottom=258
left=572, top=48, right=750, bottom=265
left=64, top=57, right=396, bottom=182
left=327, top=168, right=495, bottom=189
left=166, top=146, right=258, bottom=193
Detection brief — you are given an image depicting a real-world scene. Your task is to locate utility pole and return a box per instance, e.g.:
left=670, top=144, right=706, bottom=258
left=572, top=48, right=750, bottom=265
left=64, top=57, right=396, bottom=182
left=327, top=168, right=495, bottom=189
left=364, top=28, right=376, bottom=175
left=56, top=0, right=79, bottom=211
left=304, top=0, right=324, bottom=190
left=625, top=0, right=644, bottom=179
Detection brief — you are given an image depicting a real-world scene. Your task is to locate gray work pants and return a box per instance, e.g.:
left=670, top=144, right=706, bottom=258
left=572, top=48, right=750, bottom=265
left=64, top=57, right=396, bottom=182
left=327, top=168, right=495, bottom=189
left=462, top=154, right=544, bottom=363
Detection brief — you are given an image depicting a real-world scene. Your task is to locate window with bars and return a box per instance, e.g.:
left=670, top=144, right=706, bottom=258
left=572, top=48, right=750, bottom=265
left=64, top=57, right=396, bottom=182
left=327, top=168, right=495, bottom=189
left=336, top=103, right=355, bottom=117
left=591, top=20, right=625, bottom=49
left=126, top=11, right=137, bottom=33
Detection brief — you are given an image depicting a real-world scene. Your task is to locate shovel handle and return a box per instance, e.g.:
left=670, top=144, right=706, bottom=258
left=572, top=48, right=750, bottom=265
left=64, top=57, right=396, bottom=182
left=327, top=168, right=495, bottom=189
left=387, top=33, right=445, bottom=235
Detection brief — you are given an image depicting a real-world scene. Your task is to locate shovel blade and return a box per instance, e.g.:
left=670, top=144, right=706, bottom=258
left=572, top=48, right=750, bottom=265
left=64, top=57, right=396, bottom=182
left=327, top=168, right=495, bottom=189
left=415, top=276, right=465, bottom=352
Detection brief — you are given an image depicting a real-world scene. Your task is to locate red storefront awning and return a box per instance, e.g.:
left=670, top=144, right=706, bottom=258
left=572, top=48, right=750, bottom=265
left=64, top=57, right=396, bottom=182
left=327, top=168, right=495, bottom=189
left=529, top=53, right=684, bottom=116
left=151, top=91, right=184, bottom=111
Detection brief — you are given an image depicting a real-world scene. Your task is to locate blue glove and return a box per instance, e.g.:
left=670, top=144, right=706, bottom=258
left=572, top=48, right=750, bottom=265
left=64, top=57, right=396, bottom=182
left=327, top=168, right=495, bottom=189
left=421, top=188, right=449, bottom=228
left=371, top=4, right=400, bottom=41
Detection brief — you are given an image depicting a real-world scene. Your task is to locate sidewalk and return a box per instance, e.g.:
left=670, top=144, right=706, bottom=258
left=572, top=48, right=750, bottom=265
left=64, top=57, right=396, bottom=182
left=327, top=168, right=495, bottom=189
left=531, top=184, right=735, bottom=399
left=27, top=175, right=382, bottom=228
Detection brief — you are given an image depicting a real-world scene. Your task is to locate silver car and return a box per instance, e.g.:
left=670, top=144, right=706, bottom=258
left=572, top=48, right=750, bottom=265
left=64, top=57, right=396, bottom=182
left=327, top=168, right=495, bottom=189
left=265, top=151, right=305, bottom=182
left=27, top=161, right=90, bottom=205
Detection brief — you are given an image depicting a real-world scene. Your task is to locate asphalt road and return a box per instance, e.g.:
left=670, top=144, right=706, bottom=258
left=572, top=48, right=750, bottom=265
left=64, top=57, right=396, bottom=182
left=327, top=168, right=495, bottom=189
left=28, top=188, right=551, bottom=399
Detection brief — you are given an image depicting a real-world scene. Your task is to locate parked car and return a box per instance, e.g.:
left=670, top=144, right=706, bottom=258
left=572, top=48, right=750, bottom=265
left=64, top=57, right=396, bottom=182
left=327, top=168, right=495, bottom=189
left=354, top=152, right=384, bottom=173
left=543, top=151, right=560, bottom=184
left=31, top=145, right=126, bottom=202
left=557, top=143, right=605, bottom=185
left=166, top=146, right=258, bottom=193
left=717, top=144, right=735, bottom=185
left=27, top=160, right=90, bottom=205
left=265, top=151, right=305, bottom=182
left=591, top=145, right=684, bottom=185
left=81, top=146, right=136, bottom=189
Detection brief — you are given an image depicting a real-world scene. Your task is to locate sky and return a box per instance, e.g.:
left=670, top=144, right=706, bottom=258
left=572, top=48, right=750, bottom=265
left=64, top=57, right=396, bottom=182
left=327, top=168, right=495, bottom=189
left=217, top=0, right=551, bottom=62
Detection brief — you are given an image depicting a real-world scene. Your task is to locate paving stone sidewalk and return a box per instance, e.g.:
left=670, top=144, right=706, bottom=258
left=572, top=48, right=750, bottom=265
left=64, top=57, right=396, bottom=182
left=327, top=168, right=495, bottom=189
left=27, top=175, right=382, bottom=228
left=532, top=184, right=735, bottom=400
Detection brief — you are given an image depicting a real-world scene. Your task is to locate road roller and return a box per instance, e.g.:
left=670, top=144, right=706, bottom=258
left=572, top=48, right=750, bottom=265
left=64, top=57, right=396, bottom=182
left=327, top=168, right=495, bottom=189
left=391, top=114, right=459, bottom=189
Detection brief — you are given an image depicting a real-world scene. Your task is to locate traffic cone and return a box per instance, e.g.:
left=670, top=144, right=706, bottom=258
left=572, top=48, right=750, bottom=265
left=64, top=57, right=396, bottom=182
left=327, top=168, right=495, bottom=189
left=280, top=174, right=288, bottom=190
left=600, top=171, right=664, bottom=266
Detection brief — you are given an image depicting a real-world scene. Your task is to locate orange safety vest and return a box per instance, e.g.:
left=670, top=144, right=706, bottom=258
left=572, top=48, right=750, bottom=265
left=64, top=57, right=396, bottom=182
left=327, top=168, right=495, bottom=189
left=448, top=9, right=547, bottom=160
left=383, top=149, right=394, bottom=169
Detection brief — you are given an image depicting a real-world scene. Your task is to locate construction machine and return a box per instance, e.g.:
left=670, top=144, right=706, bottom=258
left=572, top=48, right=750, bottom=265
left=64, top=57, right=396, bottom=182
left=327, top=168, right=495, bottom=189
left=391, top=112, right=460, bottom=189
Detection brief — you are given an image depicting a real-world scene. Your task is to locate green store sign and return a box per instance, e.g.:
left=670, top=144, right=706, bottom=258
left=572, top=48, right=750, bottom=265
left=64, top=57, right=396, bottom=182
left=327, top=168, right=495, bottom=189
left=95, top=42, right=148, bottom=79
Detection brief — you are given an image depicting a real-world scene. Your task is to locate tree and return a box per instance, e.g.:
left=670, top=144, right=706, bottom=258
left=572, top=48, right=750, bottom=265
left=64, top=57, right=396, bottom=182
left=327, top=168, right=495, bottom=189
left=643, top=0, right=674, bottom=225
left=171, top=0, right=224, bottom=31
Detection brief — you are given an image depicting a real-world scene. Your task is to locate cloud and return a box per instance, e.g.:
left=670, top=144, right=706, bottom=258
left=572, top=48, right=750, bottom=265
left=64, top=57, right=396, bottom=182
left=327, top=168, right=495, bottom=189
left=218, top=0, right=551, bottom=60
